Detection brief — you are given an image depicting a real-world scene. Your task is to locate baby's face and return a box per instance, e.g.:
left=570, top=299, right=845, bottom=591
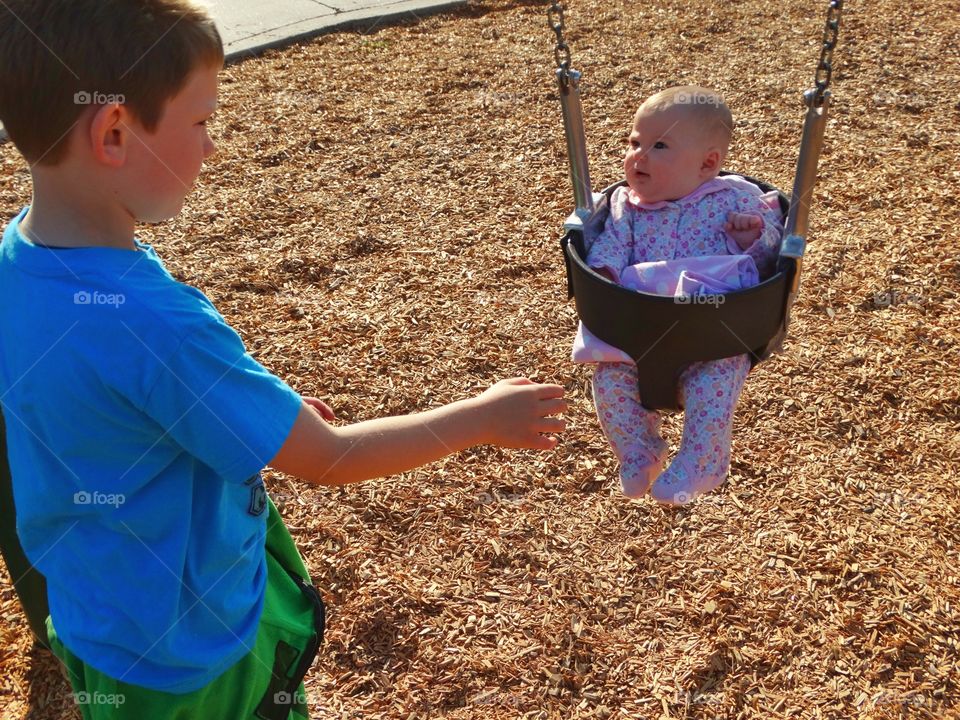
left=624, top=107, right=715, bottom=204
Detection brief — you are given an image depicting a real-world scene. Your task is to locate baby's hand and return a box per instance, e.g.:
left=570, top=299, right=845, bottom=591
left=724, top=212, right=763, bottom=250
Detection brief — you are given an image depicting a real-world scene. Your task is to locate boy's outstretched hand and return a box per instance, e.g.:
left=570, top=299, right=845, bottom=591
left=273, top=378, right=567, bottom=486
left=475, top=378, right=567, bottom=450
left=303, top=396, right=336, bottom=422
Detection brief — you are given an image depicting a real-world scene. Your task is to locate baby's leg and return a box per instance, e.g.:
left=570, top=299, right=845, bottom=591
left=592, top=363, right=668, bottom=497
left=649, top=355, right=750, bottom=505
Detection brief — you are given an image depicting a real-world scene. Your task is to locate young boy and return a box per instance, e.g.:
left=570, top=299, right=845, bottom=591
left=0, top=2, right=567, bottom=718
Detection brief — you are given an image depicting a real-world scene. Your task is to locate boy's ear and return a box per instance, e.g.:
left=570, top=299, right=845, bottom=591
left=88, top=104, right=132, bottom=168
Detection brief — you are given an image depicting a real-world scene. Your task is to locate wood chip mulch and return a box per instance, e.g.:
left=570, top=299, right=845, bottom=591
left=2, top=0, right=958, bottom=717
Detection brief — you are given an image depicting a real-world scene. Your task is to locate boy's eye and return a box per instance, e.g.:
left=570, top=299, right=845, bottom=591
left=653, top=141, right=666, bottom=149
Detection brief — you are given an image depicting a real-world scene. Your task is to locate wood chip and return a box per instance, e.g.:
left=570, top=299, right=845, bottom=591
left=2, top=0, right=959, bottom=717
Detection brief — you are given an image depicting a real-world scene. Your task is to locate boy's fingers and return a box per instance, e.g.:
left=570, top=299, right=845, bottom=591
left=533, top=383, right=566, bottom=399
left=540, top=398, right=568, bottom=416
left=536, top=418, right=566, bottom=434
left=528, top=434, right=559, bottom=450
left=304, top=397, right=336, bottom=421
left=502, top=377, right=564, bottom=394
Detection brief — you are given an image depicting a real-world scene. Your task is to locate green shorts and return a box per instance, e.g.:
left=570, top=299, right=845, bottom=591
left=0, top=408, right=50, bottom=646
left=46, top=498, right=325, bottom=720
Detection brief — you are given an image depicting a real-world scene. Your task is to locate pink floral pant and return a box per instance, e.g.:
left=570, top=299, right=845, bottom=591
left=592, top=355, right=750, bottom=500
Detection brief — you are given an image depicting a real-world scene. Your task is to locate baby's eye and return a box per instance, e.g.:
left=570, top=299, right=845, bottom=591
left=653, top=141, right=666, bottom=149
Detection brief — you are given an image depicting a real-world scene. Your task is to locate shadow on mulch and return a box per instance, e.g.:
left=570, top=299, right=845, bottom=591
left=20, top=642, right=74, bottom=720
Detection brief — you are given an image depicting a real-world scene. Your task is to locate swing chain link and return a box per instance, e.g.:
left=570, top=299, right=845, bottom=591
left=547, top=1, right=572, bottom=82
left=813, top=0, right=843, bottom=105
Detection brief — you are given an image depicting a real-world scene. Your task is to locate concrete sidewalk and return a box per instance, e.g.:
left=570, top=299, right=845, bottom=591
left=0, top=0, right=465, bottom=142
left=212, top=0, right=464, bottom=59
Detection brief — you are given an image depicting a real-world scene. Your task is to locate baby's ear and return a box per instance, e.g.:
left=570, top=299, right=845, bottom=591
left=700, top=147, right=722, bottom=175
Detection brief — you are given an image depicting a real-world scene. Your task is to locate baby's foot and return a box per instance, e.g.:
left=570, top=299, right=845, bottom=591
left=649, top=451, right=728, bottom=505
left=619, top=448, right=667, bottom=498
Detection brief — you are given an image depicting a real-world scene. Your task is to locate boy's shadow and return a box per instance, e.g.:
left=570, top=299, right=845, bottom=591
left=23, top=640, right=75, bottom=720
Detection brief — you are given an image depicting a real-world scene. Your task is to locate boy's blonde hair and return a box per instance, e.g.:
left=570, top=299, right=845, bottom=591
left=638, top=86, right=733, bottom=156
left=0, top=0, right=223, bottom=166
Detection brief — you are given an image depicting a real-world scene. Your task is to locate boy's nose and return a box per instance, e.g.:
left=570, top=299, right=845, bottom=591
left=203, top=135, right=216, bottom=159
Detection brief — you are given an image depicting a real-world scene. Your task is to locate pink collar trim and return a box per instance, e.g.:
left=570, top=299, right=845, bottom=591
left=626, top=176, right=731, bottom=210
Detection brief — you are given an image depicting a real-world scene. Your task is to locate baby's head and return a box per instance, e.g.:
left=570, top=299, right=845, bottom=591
left=0, top=0, right=223, bottom=221
left=624, top=86, right=733, bottom=204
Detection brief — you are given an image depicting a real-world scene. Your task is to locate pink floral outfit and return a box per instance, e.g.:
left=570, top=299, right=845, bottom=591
left=573, top=175, right=783, bottom=502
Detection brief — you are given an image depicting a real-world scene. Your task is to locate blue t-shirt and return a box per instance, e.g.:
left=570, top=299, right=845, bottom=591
left=0, top=209, right=303, bottom=693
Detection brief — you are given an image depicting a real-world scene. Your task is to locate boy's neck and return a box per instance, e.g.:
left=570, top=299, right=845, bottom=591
left=21, top=179, right=138, bottom=251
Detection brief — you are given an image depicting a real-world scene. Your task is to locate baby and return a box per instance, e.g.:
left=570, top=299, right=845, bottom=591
left=573, top=85, right=783, bottom=504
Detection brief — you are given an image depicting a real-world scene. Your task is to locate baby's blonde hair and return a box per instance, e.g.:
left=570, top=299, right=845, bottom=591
left=637, top=86, right=733, bottom=157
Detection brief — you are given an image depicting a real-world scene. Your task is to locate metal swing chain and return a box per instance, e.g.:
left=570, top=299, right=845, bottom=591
left=548, top=1, right=572, bottom=82
left=546, top=0, right=594, bottom=216
left=812, top=0, right=843, bottom=105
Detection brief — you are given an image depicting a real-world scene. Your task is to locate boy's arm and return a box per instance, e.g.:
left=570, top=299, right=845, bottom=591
left=270, top=378, right=566, bottom=486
